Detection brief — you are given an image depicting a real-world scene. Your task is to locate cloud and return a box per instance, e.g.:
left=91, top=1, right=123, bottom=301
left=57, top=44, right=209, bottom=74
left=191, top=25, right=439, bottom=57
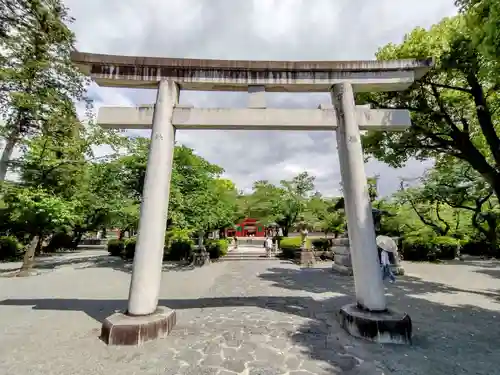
left=64, top=0, right=455, bottom=196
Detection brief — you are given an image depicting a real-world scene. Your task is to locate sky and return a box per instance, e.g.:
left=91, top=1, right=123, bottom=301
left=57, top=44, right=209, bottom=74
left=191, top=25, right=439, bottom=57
left=5, top=0, right=459, bottom=195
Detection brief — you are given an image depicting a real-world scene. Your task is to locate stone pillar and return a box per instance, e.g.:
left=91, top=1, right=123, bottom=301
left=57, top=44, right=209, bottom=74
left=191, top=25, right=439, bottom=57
left=128, top=80, right=179, bottom=316
left=331, top=83, right=386, bottom=312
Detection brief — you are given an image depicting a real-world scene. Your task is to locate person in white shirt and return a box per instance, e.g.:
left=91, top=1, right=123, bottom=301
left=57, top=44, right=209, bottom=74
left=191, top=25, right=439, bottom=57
left=264, top=237, right=273, bottom=257
left=381, top=249, right=396, bottom=283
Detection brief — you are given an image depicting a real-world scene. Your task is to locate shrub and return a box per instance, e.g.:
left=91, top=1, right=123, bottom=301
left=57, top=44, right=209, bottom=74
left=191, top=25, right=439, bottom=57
left=44, top=232, right=74, bottom=253
left=431, top=236, right=460, bottom=260
left=206, top=239, right=229, bottom=259
left=107, top=239, right=124, bottom=257
left=461, top=240, right=494, bottom=256
left=164, top=228, right=194, bottom=261
left=279, top=236, right=311, bottom=259
left=311, top=238, right=330, bottom=251
left=168, top=240, right=193, bottom=261
left=0, top=236, right=22, bottom=261
left=124, top=238, right=137, bottom=260
left=401, top=235, right=459, bottom=261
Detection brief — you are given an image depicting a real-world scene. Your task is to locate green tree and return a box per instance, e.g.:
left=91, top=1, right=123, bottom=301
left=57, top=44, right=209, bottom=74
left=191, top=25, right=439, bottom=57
left=249, top=172, right=316, bottom=236
left=360, top=15, right=500, bottom=198
left=0, top=0, right=89, bottom=180
left=1, top=185, right=78, bottom=274
left=405, top=158, right=498, bottom=251
left=456, top=0, right=500, bottom=64
left=305, top=195, right=345, bottom=237
left=110, top=138, right=239, bottom=237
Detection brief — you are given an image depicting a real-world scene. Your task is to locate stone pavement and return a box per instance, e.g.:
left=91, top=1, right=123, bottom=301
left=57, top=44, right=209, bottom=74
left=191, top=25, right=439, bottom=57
left=0, top=252, right=500, bottom=375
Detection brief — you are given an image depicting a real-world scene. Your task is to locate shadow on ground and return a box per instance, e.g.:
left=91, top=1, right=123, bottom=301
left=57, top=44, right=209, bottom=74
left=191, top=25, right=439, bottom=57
left=474, top=267, right=500, bottom=280
left=1, top=264, right=500, bottom=374
left=0, top=254, right=195, bottom=276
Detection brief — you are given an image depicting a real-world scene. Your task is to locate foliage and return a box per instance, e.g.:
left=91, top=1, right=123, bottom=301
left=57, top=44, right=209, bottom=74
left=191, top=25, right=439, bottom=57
left=304, top=194, right=345, bottom=237
left=44, top=231, right=74, bottom=253
left=311, top=238, right=330, bottom=252
left=279, top=236, right=311, bottom=259
left=164, top=228, right=193, bottom=261
left=124, top=237, right=136, bottom=260
left=113, top=140, right=240, bottom=236
left=359, top=14, right=500, bottom=200
left=205, top=239, right=229, bottom=259
left=0, top=235, right=22, bottom=261
left=456, top=0, right=500, bottom=64
left=401, top=234, right=460, bottom=261
left=107, top=239, right=124, bottom=257
left=0, top=0, right=91, bottom=180
left=396, top=157, right=499, bottom=252
left=245, top=172, right=315, bottom=236
left=2, top=185, right=78, bottom=236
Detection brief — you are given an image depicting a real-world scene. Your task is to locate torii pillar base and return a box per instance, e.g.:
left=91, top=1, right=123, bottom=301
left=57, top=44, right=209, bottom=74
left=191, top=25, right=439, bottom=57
left=100, top=307, right=176, bottom=346
left=338, top=304, right=412, bottom=345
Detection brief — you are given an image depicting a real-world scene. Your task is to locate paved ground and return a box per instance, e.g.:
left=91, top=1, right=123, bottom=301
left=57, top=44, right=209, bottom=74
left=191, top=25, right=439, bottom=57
left=0, top=251, right=499, bottom=375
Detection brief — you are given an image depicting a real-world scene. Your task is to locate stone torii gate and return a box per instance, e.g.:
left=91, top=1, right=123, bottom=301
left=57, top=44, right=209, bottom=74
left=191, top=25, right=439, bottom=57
left=72, top=51, right=432, bottom=346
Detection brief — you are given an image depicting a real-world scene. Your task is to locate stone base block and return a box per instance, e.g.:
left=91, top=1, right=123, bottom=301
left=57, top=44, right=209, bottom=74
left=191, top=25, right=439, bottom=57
left=338, top=303, right=412, bottom=345
left=331, top=263, right=353, bottom=276
left=101, top=306, right=176, bottom=346
left=299, top=250, right=315, bottom=267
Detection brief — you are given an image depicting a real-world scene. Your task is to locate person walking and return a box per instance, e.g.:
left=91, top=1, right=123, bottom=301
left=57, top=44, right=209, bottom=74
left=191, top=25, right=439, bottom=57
left=264, top=237, right=273, bottom=257
left=376, top=235, right=397, bottom=284
left=380, top=248, right=396, bottom=283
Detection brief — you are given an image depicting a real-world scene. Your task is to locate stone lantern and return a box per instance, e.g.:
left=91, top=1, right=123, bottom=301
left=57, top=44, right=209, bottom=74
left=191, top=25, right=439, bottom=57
left=296, top=218, right=315, bottom=267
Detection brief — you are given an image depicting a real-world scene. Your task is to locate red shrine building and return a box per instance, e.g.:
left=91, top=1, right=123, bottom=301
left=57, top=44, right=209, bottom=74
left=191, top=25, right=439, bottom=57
left=225, top=218, right=267, bottom=237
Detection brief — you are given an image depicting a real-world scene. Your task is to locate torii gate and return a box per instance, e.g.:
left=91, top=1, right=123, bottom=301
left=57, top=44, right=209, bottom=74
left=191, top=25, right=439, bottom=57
left=72, top=51, right=432, bottom=346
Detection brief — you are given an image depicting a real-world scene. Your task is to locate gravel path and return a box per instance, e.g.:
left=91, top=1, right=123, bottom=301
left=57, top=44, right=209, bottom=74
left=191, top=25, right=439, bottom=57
left=0, top=252, right=499, bottom=375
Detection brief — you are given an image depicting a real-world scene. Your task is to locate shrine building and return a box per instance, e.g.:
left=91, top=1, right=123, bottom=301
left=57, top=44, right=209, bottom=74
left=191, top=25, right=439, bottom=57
left=225, top=218, right=267, bottom=237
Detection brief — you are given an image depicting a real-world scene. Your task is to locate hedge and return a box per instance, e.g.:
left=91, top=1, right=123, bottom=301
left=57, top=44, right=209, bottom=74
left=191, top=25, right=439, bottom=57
left=401, top=235, right=459, bottom=261
left=311, top=238, right=330, bottom=251
left=167, top=239, right=193, bottom=261
left=107, top=239, right=124, bottom=257
left=124, top=238, right=136, bottom=260
left=44, top=232, right=74, bottom=253
left=206, top=239, right=229, bottom=259
left=107, top=230, right=194, bottom=261
left=460, top=240, right=496, bottom=256
left=164, top=229, right=193, bottom=261
left=279, top=236, right=311, bottom=259
left=0, top=236, right=22, bottom=261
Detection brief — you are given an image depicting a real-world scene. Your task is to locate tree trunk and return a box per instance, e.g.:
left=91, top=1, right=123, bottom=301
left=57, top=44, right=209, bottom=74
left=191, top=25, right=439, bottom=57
left=491, top=177, right=500, bottom=204
left=17, top=235, right=40, bottom=277
left=35, top=236, right=44, bottom=255
left=0, top=131, right=19, bottom=181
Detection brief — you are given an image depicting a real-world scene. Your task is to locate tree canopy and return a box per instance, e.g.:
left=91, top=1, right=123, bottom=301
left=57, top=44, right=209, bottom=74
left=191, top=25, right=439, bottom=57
left=360, top=14, right=500, bottom=198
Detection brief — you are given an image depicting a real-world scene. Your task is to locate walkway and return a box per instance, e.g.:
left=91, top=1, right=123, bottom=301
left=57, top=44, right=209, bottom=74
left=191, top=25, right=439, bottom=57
left=223, top=244, right=279, bottom=261
left=0, top=252, right=499, bottom=374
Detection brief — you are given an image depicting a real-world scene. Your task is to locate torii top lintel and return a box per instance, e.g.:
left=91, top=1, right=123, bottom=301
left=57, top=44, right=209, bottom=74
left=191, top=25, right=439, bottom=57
left=71, top=51, right=433, bottom=93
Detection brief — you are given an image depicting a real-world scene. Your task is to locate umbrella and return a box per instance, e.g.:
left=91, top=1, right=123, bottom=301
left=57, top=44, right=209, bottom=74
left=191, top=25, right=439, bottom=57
left=376, top=235, right=398, bottom=253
